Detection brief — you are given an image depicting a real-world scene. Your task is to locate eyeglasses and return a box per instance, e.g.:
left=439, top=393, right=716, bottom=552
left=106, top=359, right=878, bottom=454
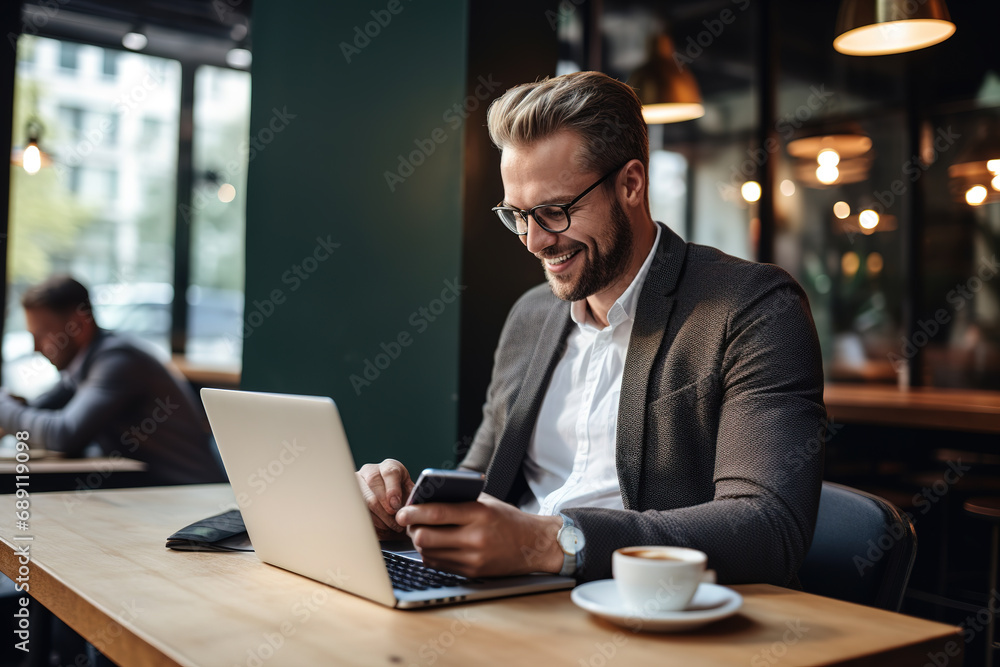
left=491, top=162, right=629, bottom=236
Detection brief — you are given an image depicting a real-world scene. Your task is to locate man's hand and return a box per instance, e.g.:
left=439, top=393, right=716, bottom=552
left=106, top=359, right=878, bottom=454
left=396, top=494, right=564, bottom=578
left=356, top=459, right=415, bottom=540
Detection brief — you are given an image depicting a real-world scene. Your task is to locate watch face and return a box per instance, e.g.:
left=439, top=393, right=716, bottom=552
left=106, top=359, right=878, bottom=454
left=559, top=525, right=585, bottom=554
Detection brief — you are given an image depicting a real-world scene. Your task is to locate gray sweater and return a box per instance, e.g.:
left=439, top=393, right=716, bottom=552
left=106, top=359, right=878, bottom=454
left=0, top=330, right=226, bottom=486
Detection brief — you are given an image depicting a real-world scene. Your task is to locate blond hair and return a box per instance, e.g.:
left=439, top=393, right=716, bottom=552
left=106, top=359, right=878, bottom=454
left=486, top=71, right=649, bottom=207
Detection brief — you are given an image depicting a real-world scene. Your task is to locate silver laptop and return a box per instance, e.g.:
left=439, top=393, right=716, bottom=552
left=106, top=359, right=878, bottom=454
left=201, top=388, right=575, bottom=609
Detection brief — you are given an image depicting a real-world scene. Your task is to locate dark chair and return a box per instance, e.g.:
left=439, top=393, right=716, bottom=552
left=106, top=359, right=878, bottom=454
left=962, top=497, right=1000, bottom=667
left=798, top=481, right=917, bottom=611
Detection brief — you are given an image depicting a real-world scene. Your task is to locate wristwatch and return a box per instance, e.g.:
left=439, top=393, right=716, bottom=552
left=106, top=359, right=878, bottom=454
left=556, top=515, right=585, bottom=577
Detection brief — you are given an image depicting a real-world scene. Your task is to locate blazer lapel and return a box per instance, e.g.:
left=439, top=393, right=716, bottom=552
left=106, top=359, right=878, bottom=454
left=616, top=224, right=687, bottom=509
left=484, top=301, right=573, bottom=502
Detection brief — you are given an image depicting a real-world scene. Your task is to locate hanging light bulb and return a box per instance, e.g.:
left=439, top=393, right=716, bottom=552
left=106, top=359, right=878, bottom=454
left=226, top=48, right=252, bottom=69
left=10, top=119, right=52, bottom=175
left=22, top=144, right=41, bottom=175
left=966, top=185, right=988, bottom=206
left=741, top=181, right=762, bottom=202
left=816, top=165, right=840, bottom=185
left=817, top=149, right=841, bottom=167
left=859, top=209, right=880, bottom=229
left=122, top=27, right=148, bottom=51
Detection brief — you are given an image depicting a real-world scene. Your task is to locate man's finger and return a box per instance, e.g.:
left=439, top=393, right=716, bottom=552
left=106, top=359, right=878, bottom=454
left=417, top=548, right=480, bottom=577
left=359, top=463, right=389, bottom=503
left=379, top=459, right=410, bottom=513
left=372, top=513, right=405, bottom=541
left=357, top=473, right=401, bottom=531
left=407, top=524, right=465, bottom=551
left=397, top=500, right=478, bottom=527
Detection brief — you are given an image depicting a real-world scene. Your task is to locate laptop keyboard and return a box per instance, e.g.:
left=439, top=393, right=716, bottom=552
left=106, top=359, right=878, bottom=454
left=382, top=551, right=485, bottom=592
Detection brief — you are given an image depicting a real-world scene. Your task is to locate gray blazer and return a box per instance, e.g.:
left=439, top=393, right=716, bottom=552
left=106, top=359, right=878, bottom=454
left=460, top=223, right=826, bottom=585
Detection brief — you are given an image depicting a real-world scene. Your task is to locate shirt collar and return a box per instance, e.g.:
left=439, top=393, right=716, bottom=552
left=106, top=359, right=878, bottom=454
left=570, top=223, right=662, bottom=330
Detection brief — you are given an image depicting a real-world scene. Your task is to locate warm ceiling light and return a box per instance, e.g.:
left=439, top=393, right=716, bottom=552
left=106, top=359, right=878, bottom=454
left=867, top=252, right=884, bottom=275
left=218, top=183, right=237, bottom=202
left=789, top=134, right=872, bottom=188
left=948, top=120, right=1000, bottom=205
left=629, top=35, right=705, bottom=125
left=834, top=0, right=955, bottom=56
left=10, top=119, right=52, bottom=175
left=642, top=104, right=705, bottom=124
left=788, top=134, right=873, bottom=160
left=226, top=48, right=252, bottom=69
left=859, top=209, right=879, bottom=229
left=780, top=180, right=796, bottom=196
left=833, top=201, right=851, bottom=219
left=816, top=165, right=840, bottom=185
left=842, top=252, right=860, bottom=277
left=22, top=145, right=41, bottom=174
left=817, top=149, right=841, bottom=167
left=122, top=30, right=148, bottom=51
left=741, top=181, right=762, bottom=203
left=966, top=185, right=988, bottom=206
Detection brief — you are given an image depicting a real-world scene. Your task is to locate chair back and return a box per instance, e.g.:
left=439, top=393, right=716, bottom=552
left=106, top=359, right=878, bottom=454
left=798, top=481, right=916, bottom=611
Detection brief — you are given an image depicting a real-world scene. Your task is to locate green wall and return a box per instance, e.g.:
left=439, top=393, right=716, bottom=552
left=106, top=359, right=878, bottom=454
left=242, top=0, right=468, bottom=473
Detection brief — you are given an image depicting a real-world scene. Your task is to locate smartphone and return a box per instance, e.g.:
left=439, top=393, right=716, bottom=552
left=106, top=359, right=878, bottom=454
left=405, top=468, right=485, bottom=505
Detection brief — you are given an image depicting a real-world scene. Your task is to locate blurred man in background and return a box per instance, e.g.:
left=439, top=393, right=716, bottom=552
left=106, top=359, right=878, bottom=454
left=0, top=275, right=225, bottom=485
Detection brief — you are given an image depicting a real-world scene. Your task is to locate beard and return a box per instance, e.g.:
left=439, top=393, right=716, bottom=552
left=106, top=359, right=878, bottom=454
left=542, top=198, right=634, bottom=302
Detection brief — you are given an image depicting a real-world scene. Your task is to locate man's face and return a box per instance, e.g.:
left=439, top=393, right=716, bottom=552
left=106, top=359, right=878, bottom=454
left=499, top=131, right=633, bottom=302
left=25, top=307, right=81, bottom=371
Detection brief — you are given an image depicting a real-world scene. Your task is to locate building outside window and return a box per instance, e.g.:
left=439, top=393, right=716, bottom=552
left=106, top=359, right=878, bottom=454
left=5, top=35, right=249, bottom=398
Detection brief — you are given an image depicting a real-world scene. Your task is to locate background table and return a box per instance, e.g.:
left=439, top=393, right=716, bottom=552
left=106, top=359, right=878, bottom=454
left=0, top=456, right=148, bottom=494
left=825, top=383, right=1000, bottom=433
left=0, top=485, right=965, bottom=666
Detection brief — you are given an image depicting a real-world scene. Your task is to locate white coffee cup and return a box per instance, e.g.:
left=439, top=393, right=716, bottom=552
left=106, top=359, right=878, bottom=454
left=612, top=546, right=716, bottom=613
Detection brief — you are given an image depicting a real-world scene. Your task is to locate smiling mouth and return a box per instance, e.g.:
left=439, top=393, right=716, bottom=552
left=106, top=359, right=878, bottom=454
left=544, top=249, right=581, bottom=266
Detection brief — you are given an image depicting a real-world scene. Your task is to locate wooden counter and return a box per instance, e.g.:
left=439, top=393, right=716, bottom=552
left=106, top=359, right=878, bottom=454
left=825, top=383, right=1000, bottom=433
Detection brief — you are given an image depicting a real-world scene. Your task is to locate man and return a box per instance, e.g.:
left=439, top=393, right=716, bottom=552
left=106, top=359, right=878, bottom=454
left=0, top=275, right=226, bottom=486
left=358, top=71, right=826, bottom=585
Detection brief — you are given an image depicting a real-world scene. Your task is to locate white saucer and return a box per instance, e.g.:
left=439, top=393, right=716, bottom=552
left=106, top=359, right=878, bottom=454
left=571, top=580, right=742, bottom=632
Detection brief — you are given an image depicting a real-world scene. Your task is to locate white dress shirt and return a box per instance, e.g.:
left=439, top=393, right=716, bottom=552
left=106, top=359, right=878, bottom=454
left=520, top=225, right=662, bottom=516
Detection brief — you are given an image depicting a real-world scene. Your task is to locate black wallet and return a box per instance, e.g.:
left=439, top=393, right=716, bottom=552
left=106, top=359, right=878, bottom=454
left=166, top=509, right=254, bottom=552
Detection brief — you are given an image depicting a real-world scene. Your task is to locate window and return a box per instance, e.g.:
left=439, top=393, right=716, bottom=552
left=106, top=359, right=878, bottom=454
left=102, top=49, right=118, bottom=78
left=189, top=65, right=251, bottom=366
left=64, top=165, right=82, bottom=194
left=6, top=34, right=250, bottom=397
left=58, top=106, right=85, bottom=141
left=5, top=36, right=181, bottom=398
left=58, top=41, right=80, bottom=71
left=141, top=117, right=161, bottom=145
left=76, top=168, right=118, bottom=203
left=96, top=112, right=119, bottom=146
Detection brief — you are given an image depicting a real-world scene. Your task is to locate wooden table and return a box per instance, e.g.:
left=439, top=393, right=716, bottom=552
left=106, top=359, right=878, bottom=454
left=170, top=356, right=240, bottom=390
left=0, top=485, right=964, bottom=666
left=825, top=382, right=1000, bottom=433
left=0, top=456, right=148, bottom=494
